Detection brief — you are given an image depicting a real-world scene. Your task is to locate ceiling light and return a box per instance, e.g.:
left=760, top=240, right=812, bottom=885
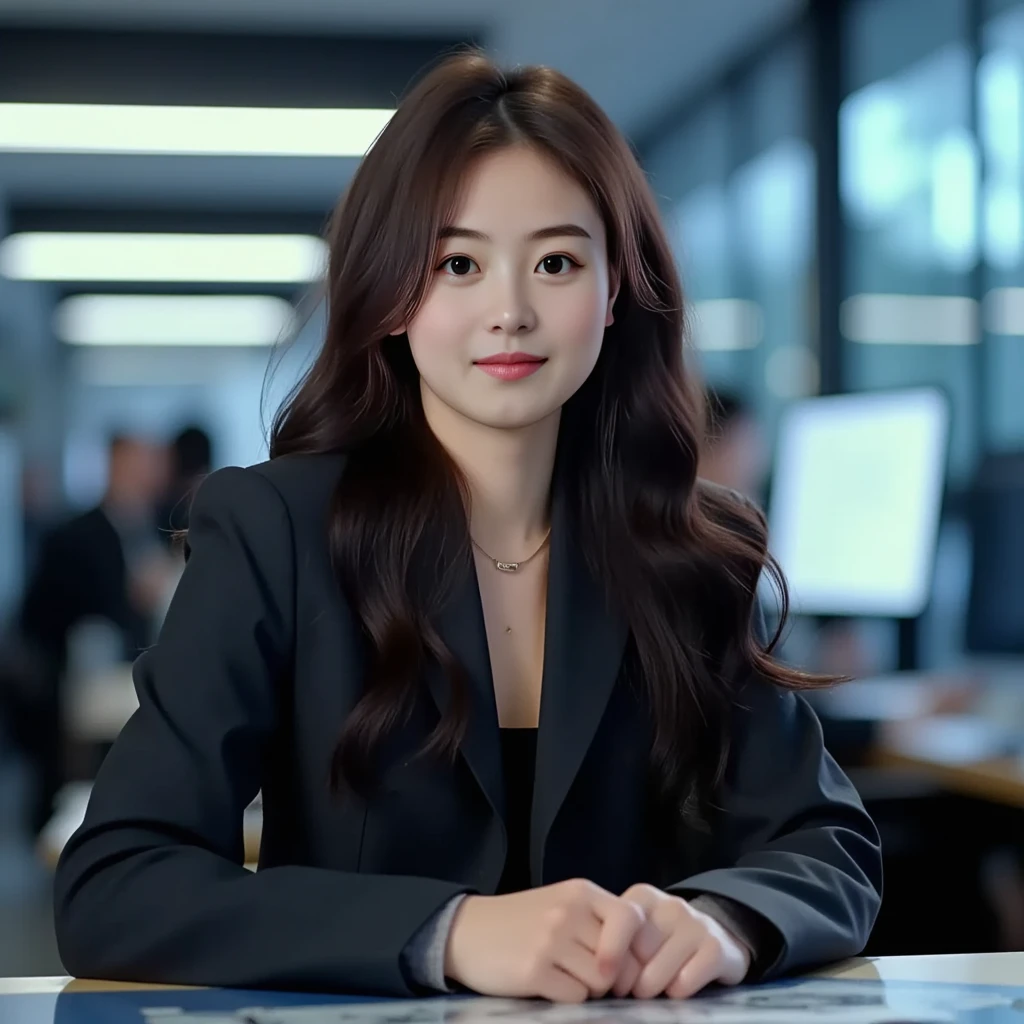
left=0, top=102, right=393, bottom=157
left=840, top=294, right=979, bottom=345
left=691, top=299, right=763, bottom=351
left=55, top=294, right=295, bottom=347
left=984, top=287, right=1024, bottom=335
left=0, top=232, right=327, bottom=283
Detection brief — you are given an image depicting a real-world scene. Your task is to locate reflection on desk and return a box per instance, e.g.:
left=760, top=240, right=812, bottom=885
left=1, top=954, right=1023, bottom=1024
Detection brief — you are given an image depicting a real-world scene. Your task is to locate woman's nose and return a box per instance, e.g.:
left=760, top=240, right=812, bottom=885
left=487, top=279, right=537, bottom=335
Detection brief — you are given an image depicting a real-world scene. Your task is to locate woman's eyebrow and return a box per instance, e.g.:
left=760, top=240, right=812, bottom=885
left=437, top=223, right=593, bottom=242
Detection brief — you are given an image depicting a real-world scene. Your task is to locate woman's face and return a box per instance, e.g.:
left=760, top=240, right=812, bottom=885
left=397, top=145, right=618, bottom=432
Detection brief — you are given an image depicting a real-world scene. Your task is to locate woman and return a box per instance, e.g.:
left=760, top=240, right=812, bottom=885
left=53, top=51, right=881, bottom=1003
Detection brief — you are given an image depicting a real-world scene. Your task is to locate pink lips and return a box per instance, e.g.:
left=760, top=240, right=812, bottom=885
left=473, top=352, right=547, bottom=381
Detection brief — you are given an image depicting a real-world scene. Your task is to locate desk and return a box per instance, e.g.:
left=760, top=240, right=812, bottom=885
left=0, top=953, right=1013, bottom=991
left=870, top=736, right=1024, bottom=809
left=813, top=669, right=1024, bottom=810
left=821, top=950, right=1023, bottom=985
left=0, top=954, right=1022, bottom=1022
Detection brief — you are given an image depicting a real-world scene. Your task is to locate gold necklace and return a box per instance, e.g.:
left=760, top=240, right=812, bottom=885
left=470, top=528, right=551, bottom=573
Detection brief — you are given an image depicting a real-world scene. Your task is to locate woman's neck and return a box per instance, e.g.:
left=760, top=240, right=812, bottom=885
left=420, top=382, right=559, bottom=555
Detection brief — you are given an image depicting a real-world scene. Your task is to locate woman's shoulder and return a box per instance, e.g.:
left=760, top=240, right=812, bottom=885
left=193, top=451, right=349, bottom=537
left=247, top=451, right=349, bottom=506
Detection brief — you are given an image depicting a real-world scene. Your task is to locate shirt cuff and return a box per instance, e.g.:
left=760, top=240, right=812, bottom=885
left=400, top=893, right=470, bottom=993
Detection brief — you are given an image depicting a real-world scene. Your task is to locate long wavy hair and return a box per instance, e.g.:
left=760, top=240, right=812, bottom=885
left=271, top=49, right=832, bottom=820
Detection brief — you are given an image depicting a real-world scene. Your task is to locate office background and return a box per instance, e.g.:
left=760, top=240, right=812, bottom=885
left=0, top=0, right=1022, bottom=978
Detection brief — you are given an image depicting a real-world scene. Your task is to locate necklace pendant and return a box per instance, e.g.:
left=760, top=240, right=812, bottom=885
left=495, top=560, right=519, bottom=572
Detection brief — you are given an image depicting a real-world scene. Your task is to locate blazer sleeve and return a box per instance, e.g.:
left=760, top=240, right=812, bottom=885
left=667, top=663, right=883, bottom=980
left=52, top=466, right=474, bottom=996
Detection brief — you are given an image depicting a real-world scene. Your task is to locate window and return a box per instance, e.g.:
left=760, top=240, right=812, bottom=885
left=732, top=35, right=817, bottom=439
left=981, top=0, right=1024, bottom=448
left=840, top=0, right=978, bottom=482
left=645, top=97, right=753, bottom=394
left=644, top=33, right=816, bottom=444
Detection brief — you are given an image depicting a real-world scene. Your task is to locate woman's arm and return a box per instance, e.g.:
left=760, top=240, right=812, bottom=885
left=668, top=673, right=883, bottom=980
left=53, top=466, right=473, bottom=996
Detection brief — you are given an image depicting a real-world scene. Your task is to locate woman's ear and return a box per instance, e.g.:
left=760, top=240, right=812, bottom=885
left=389, top=325, right=407, bottom=337
left=605, top=269, right=621, bottom=327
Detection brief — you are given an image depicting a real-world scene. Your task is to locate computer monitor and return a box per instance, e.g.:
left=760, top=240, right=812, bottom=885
left=768, top=388, right=949, bottom=619
left=964, top=451, right=1024, bottom=655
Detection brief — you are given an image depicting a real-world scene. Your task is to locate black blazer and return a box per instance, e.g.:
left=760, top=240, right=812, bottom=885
left=53, top=453, right=881, bottom=996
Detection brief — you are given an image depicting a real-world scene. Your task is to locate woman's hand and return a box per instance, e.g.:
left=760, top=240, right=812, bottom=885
left=606, top=884, right=751, bottom=1000
left=444, top=879, right=648, bottom=1002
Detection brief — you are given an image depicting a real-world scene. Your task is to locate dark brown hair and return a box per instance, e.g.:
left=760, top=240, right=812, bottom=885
left=270, top=49, right=831, bottom=819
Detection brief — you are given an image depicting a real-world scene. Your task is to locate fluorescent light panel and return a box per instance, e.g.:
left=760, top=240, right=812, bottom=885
left=0, top=232, right=327, bottom=283
left=0, top=102, right=394, bottom=157
left=56, top=294, right=295, bottom=347
left=840, top=294, right=979, bottom=346
left=984, top=287, right=1024, bottom=335
left=691, top=299, right=763, bottom=351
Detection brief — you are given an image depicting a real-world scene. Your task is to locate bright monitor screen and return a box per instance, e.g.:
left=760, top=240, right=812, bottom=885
left=768, top=388, right=949, bottom=618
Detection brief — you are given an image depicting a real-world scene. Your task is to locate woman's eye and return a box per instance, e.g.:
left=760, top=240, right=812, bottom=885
left=439, top=255, right=478, bottom=276
left=537, top=254, right=578, bottom=275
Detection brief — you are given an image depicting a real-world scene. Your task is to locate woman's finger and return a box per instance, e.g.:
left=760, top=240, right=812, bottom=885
left=594, top=899, right=646, bottom=979
left=630, top=921, right=703, bottom=1000
left=629, top=916, right=667, bottom=963
left=666, top=938, right=723, bottom=1000
left=557, top=938, right=615, bottom=998
left=611, top=951, right=644, bottom=998
left=537, top=963, right=591, bottom=1004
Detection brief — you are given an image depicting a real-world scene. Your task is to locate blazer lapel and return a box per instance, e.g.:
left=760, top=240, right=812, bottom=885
left=422, top=542, right=506, bottom=825
left=531, top=481, right=630, bottom=885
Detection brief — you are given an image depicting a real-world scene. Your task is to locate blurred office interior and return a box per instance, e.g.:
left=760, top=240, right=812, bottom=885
left=0, top=0, right=1023, bottom=977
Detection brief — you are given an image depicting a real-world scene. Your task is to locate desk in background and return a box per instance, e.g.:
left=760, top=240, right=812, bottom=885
left=812, top=667, right=1024, bottom=809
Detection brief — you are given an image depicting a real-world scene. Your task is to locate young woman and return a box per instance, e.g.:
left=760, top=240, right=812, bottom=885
left=53, top=51, right=881, bottom=1004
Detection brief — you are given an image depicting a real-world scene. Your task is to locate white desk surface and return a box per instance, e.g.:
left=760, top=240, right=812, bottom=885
left=821, top=950, right=1023, bottom=985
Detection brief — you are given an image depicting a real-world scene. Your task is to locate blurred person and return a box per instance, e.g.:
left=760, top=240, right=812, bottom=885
left=19, top=460, right=60, bottom=582
left=699, top=387, right=769, bottom=503
left=12, top=433, right=175, bottom=833
left=157, top=425, right=214, bottom=545
left=54, top=53, right=880, bottom=1002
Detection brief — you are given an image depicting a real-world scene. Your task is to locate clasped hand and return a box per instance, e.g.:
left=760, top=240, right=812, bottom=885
left=444, top=879, right=751, bottom=1003
left=602, top=882, right=750, bottom=1000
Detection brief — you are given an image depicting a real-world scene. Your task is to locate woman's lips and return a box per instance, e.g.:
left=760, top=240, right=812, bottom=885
left=474, top=359, right=547, bottom=380
left=473, top=353, right=547, bottom=380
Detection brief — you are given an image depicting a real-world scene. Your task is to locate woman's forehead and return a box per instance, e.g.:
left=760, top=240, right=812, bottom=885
left=446, top=147, right=604, bottom=240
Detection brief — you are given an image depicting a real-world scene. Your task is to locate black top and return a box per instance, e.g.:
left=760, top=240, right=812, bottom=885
left=52, top=453, right=882, bottom=996
left=497, top=728, right=538, bottom=894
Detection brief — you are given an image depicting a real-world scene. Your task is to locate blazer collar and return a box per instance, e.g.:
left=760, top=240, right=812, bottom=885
left=423, top=473, right=630, bottom=886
